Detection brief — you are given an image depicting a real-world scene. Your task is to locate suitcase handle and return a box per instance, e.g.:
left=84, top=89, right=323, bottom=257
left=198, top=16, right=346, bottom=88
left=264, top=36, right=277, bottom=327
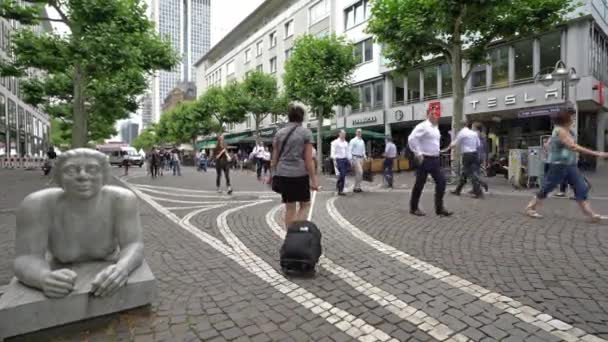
left=307, top=190, right=317, bottom=221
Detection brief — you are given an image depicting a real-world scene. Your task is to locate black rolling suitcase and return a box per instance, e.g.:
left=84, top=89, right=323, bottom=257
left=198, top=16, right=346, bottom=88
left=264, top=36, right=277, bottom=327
left=280, top=191, right=322, bottom=275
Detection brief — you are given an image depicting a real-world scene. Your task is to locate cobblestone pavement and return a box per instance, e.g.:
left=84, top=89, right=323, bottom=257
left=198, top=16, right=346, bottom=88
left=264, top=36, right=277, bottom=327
left=1, top=166, right=608, bottom=341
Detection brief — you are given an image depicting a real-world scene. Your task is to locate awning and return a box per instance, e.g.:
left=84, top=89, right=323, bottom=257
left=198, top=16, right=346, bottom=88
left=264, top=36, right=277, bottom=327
left=312, top=128, right=386, bottom=140
left=196, top=139, right=216, bottom=149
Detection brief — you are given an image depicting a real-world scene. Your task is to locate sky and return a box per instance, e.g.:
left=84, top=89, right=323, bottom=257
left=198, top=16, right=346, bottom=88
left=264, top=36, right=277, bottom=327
left=211, top=0, right=265, bottom=46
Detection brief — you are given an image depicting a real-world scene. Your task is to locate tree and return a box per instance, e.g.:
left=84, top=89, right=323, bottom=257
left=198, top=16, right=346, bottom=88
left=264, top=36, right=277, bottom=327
left=283, top=34, right=358, bottom=171
left=132, top=127, right=159, bottom=151
left=367, top=0, right=575, bottom=167
left=241, top=71, right=278, bottom=136
left=270, top=91, right=290, bottom=123
left=50, top=118, right=70, bottom=148
left=156, top=101, right=217, bottom=146
left=194, top=85, right=247, bottom=134
left=0, top=0, right=178, bottom=147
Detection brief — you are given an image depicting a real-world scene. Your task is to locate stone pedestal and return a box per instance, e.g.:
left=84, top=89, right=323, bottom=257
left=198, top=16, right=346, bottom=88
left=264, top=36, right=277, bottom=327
left=0, top=261, right=156, bottom=340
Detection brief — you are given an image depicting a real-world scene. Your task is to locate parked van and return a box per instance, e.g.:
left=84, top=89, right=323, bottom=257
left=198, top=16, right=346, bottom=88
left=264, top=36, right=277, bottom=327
left=97, top=144, right=144, bottom=167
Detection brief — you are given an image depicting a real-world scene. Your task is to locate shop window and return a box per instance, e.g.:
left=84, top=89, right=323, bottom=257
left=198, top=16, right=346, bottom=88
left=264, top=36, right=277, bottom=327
left=514, top=39, right=533, bottom=82
left=407, top=70, right=420, bottom=103
left=440, top=64, right=452, bottom=96
left=540, top=31, right=562, bottom=73
left=393, top=74, right=405, bottom=104
left=374, top=81, right=384, bottom=108
left=423, top=66, right=438, bottom=100
left=491, top=46, right=509, bottom=87
left=470, top=64, right=487, bottom=91
left=18, top=106, right=24, bottom=133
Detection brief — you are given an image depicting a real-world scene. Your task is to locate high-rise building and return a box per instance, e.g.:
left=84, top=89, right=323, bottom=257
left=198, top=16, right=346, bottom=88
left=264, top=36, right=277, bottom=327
left=144, top=0, right=211, bottom=128
left=120, top=121, right=140, bottom=145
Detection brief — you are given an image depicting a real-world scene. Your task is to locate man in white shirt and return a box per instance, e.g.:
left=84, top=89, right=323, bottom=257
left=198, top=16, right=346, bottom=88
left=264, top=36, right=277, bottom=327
left=408, top=110, right=453, bottom=217
left=443, top=121, right=484, bottom=198
left=383, top=137, right=398, bottom=188
left=349, top=129, right=366, bottom=193
left=331, top=130, right=351, bottom=196
left=253, top=141, right=265, bottom=179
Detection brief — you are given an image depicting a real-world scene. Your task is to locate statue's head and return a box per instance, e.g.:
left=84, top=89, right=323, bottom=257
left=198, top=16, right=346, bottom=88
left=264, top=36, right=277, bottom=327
left=53, top=148, right=111, bottom=199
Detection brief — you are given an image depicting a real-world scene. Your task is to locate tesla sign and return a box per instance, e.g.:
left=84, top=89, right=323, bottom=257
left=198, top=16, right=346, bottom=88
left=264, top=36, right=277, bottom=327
left=469, top=88, right=559, bottom=110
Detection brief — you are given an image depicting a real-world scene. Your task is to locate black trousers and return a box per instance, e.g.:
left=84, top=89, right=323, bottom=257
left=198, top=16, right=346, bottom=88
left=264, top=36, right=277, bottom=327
left=410, top=156, right=446, bottom=213
left=454, top=152, right=482, bottom=196
left=216, top=161, right=231, bottom=188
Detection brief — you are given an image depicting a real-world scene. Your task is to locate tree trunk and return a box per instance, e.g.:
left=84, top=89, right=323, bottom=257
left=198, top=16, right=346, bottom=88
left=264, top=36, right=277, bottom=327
left=71, top=63, right=88, bottom=148
left=451, top=46, right=465, bottom=172
left=255, top=115, right=260, bottom=138
left=316, top=111, right=323, bottom=174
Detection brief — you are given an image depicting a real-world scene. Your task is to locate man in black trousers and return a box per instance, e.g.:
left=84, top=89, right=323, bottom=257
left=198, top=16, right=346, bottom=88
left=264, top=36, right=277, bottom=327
left=408, top=109, right=453, bottom=217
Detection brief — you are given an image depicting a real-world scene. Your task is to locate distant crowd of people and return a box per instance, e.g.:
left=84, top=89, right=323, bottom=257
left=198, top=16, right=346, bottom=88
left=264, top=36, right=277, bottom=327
left=145, top=147, right=182, bottom=178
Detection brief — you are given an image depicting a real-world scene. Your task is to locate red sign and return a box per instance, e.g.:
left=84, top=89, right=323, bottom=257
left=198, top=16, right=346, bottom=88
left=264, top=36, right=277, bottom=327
left=428, top=101, right=441, bottom=118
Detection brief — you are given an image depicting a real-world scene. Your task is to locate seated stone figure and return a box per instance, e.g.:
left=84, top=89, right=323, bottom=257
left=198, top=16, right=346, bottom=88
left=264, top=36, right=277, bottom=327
left=13, top=148, right=144, bottom=298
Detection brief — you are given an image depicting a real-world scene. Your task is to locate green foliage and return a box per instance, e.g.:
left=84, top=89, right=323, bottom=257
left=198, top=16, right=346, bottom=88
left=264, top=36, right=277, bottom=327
left=50, top=118, right=70, bottom=148
left=241, top=71, right=277, bottom=132
left=367, top=0, right=575, bottom=71
left=193, top=85, right=246, bottom=133
left=157, top=101, right=219, bottom=145
left=0, top=0, right=179, bottom=147
left=283, top=34, right=358, bottom=118
left=220, top=81, right=249, bottom=126
left=271, top=91, right=290, bottom=119
left=132, top=127, right=159, bottom=151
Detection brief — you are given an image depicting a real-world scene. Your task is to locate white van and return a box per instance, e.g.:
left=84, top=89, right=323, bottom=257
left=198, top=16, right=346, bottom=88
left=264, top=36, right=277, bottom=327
left=97, top=145, right=144, bottom=167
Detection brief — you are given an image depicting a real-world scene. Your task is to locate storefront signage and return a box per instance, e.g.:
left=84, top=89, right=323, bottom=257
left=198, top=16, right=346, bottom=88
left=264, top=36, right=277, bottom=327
left=352, top=116, right=378, bottom=126
left=258, top=128, right=276, bottom=137
left=470, top=88, right=559, bottom=109
left=518, top=105, right=561, bottom=118
left=394, top=110, right=404, bottom=121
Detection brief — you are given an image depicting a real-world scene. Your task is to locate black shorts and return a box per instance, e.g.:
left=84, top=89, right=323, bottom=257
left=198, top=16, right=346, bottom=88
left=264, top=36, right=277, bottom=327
left=275, top=176, right=310, bottom=203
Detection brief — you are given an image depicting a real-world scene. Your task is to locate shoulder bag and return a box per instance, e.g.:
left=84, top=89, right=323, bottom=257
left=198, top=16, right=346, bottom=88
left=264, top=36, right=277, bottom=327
left=272, top=125, right=299, bottom=193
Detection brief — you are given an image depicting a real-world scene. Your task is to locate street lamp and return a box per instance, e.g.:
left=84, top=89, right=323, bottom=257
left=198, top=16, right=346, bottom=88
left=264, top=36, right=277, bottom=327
left=534, top=60, right=580, bottom=141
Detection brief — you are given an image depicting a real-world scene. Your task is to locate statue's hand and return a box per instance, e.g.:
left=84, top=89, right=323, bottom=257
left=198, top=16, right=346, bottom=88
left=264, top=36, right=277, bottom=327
left=91, top=264, right=128, bottom=297
left=41, top=269, right=77, bottom=298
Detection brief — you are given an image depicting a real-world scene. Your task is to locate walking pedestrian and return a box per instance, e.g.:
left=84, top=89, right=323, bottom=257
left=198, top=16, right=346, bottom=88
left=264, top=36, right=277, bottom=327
left=331, top=130, right=350, bottom=196
left=444, top=121, right=485, bottom=198
left=158, top=149, right=166, bottom=176
left=349, top=129, right=366, bottom=193
left=149, top=147, right=160, bottom=179
left=171, top=148, right=181, bottom=176
left=262, top=147, right=271, bottom=176
left=526, top=105, right=608, bottom=221
left=272, top=104, right=319, bottom=227
left=199, top=150, right=208, bottom=172
left=408, top=109, right=453, bottom=217
left=383, top=137, right=397, bottom=188
left=214, top=136, right=233, bottom=194
left=253, top=141, right=265, bottom=180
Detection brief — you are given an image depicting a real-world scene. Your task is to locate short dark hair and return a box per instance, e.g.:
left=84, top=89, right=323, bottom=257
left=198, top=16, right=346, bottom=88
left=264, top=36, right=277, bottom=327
left=288, top=104, right=305, bottom=123
left=552, top=105, right=575, bottom=126
left=472, top=122, right=482, bottom=130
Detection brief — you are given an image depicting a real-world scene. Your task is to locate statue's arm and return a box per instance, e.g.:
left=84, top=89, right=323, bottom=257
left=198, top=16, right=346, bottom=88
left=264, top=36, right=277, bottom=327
left=13, top=193, right=51, bottom=289
left=114, top=190, right=144, bottom=274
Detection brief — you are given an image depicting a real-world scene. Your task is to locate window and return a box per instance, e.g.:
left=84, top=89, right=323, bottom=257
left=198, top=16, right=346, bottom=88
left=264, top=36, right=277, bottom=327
left=0, top=94, right=4, bottom=129
left=269, top=57, right=277, bottom=73
left=362, top=84, right=372, bottom=109
left=18, top=106, right=24, bottom=133
left=309, top=0, right=329, bottom=25
left=8, top=99, right=15, bottom=130
left=540, top=31, right=562, bottom=72
left=514, top=40, right=533, bottom=81
left=440, top=64, right=452, bottom=96
left=284, top=20, right=294, bottom=38
left=470, top=64, right=487, bottom=90
left=245, top=49, right=251, bottom=63
left=256, top=64, right=263, bottom=72
left=344, top=0, right=371, bottom=29
left=407, top=70, right=420, bottom=103
left=26, top=112, right=31, bottom=133
left=374, top=81, right=384, bottom=108
left=226, top=60, right=235, bottom=75
left=490, top=46, right=509, bottom=87
left=423, top=66, right=438, bottom=99
left=246, top=115, right=252, bottom=129
left=354, top=38, right=373, bottom=64
left=256, top=41, right=263, bottom=56
left=315, top=30, right=329, bottom=38
left=269, top=31, right=277, bottom=48
left=285, top=48, right=293, bottom=60
left=393, top=74, right=405, bottom=104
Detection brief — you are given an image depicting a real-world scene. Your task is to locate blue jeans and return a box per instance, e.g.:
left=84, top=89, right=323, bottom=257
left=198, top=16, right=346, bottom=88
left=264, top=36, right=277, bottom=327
left=336, top=158, right=349, bottom=193
left=172, top=161, right=181, bottom=176
left=538, top=164, right=588, bottom=201
left=383, top=158, right=394, bottom=187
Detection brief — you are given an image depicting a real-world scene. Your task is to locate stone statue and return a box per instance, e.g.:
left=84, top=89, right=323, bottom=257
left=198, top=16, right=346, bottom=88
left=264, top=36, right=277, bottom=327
left=13, top=148, right=144, bottom=298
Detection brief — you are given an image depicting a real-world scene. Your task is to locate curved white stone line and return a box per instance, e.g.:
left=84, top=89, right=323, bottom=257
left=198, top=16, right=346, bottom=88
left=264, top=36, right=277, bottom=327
left=146, top=195, right=257, bottom=205
left=326, top=197, right=606, bottom=342
left=134, top=183, right=274, bottom=195
left=165, top=205, right=222, bottom=211
left=216, top=201, right=399, bottom=342
left=265, top=204, right=469, bottom=342
left=137, top=187, right=241, bottom=199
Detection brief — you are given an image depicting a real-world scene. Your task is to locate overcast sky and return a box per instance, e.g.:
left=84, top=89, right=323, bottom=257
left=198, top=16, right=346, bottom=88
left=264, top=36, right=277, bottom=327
left=211, top=0, right=265, bottom=46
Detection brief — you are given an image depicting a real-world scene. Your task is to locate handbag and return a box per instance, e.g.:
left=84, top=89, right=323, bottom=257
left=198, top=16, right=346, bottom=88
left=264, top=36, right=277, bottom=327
left=272, top=125, right=300, bottom=193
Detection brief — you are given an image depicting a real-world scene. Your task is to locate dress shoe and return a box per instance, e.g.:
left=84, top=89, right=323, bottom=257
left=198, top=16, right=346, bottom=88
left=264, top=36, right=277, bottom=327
left=410, top=209, right=426, bottom=216
left=437, top=210, right=454, bottom=217
left=354, top=188, right=363, bottom=193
